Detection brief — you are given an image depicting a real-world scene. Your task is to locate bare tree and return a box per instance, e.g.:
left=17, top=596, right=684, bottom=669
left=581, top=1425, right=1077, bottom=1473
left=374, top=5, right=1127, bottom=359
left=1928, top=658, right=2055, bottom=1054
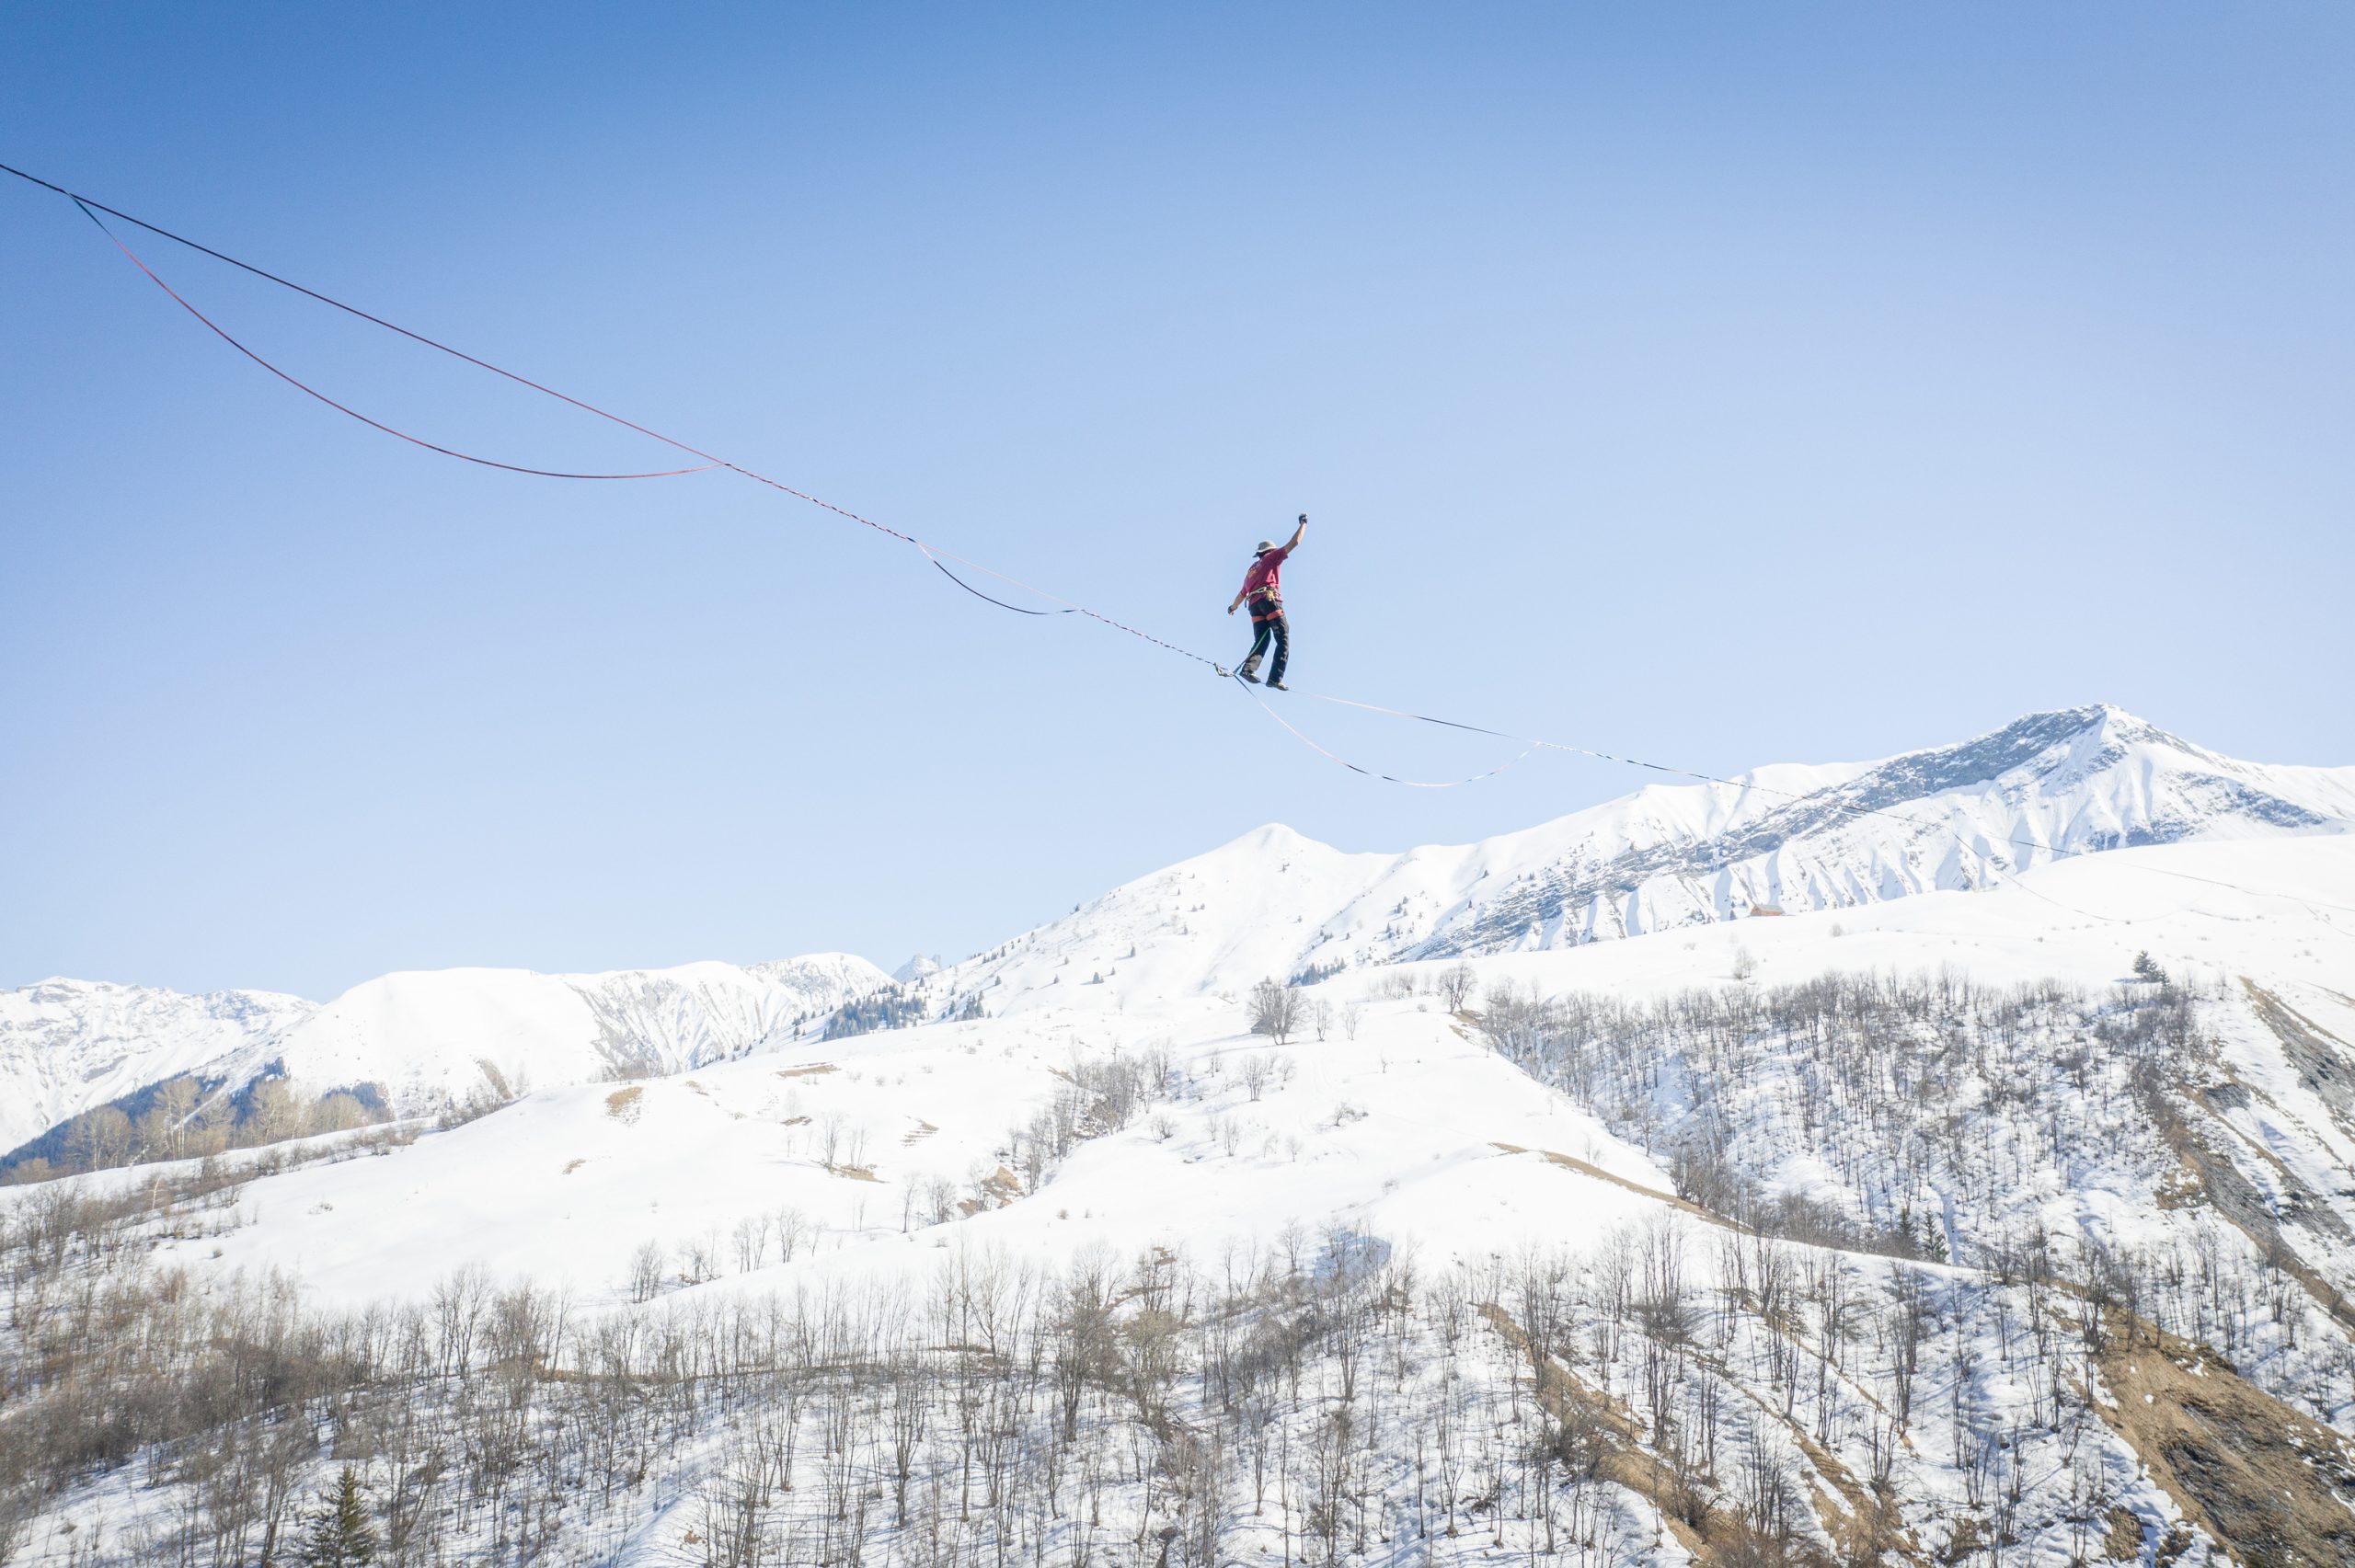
left=1248, top=979, right=1303, bottom=1046
left=626, top=1240, right=666, bottom=1303
left=68, top=1105, right=132, bottom=1171
left=308, top=1092, right=371, bottom=1136
left=139, top=1076, right=202, bottom=1162
left=0, top=967, right=2270, bottom=1568
left=246, top=1078, right=308, bottom=1145
left=772, top=1206, right=810, bottom=1261
left=732, top=1215, right=769, bottom=1272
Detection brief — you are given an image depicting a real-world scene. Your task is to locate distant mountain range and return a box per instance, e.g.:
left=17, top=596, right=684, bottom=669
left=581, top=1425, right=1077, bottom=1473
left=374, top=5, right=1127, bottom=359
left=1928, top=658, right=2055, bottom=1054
left=0, top=979, right=315, bottom=1156
left=0, top=954, right=893, bottom=1157
left=7, top=704, right=2348, bottom=1162
left=918, top=704, right=2355, bottom=1015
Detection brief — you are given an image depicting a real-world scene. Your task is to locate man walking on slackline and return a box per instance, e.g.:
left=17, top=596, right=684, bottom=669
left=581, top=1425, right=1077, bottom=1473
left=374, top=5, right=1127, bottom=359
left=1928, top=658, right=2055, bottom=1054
left=1227, top=513, right=1306, bottom=689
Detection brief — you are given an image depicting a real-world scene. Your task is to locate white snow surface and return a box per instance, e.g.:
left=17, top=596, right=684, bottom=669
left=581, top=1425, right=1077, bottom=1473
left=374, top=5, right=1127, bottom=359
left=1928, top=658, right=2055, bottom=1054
left=211, top=951, right=899, bottom=1116
left=9, top=705, right=2355, bottom=1567
left=64, top=832, right=2352, bottom=1314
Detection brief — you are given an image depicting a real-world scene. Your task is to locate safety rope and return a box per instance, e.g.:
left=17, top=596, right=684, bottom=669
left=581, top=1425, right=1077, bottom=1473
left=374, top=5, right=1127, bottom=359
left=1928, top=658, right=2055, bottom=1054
left=920, top=548, right=1076, bottom=616
left=69, top=200, right=718, bottom=481
left=1236, top=679, right=1534, bottom=788
left=9, top=162, right=2350, bottom=930
left=5, top=161, right=1223, bottom=672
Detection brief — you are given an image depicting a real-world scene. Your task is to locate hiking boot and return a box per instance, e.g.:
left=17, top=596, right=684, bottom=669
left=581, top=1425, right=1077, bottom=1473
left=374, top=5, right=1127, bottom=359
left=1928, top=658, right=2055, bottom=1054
left=1237, top=668, right=1261, bottom=684
left=1265, top=678, right=1289, bottom=691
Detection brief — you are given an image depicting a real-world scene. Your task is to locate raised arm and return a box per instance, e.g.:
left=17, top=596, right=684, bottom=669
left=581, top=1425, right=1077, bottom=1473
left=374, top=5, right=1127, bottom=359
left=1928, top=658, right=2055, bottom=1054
left=1228, top=517, right=1308, bottom=614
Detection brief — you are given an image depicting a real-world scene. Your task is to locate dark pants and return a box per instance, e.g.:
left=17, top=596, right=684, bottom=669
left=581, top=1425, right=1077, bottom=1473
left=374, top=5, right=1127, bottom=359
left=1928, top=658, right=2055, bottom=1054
left=1242, top=610, right=1289, bottom=683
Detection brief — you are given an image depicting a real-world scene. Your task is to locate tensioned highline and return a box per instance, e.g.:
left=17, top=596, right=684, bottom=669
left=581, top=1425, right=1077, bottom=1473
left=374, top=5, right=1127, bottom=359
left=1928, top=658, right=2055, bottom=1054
left=7, top=160, right=2350, bottom=930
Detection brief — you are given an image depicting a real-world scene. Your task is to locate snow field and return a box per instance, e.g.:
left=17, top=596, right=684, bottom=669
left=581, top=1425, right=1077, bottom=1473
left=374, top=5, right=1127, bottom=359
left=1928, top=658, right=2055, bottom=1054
left=6, top=707, right=2354, bottom=1564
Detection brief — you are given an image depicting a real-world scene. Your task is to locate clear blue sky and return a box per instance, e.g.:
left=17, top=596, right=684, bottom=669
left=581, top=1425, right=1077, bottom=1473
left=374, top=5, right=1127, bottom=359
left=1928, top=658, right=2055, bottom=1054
left=6, top=4, right=2349, bottom=1000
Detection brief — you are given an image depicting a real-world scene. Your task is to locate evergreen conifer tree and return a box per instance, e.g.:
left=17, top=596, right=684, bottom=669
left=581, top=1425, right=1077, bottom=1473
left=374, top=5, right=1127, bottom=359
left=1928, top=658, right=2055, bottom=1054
left=298, top=1466, right=378, bottom=1567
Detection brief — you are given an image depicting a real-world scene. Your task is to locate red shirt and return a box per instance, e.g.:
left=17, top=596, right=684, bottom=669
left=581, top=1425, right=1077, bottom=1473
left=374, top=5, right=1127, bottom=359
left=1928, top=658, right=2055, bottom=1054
left=1240, top=545, right=1290, bottom=612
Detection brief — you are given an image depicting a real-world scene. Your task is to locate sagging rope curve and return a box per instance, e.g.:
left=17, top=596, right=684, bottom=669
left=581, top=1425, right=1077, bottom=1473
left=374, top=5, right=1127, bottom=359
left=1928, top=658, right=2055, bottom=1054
left=70, top=200, right=719, bottom=480
left=1239, top=682, right=1535, bottom=789
left=4, top=161, right=1222, bottom=672
left=921, top=548, right=1076, bottom=617
left=10, top=162, right=2352, bottom=929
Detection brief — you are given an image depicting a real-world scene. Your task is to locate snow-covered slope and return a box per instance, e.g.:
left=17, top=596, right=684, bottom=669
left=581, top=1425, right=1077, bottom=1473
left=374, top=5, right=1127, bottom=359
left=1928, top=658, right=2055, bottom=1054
left=23, top=705, right=2341, bottom=1140
left=168, top=985, right=1663, bottom=1310
left=145, top=832, right=2355, bottom=1310
left=11, top=710, right=2355, bottom=1567
left=0, top=979, right=315, bottom=1153
left=4, top=955, right=895, bottom=1149
left=742, top=951, right=902, bottom=1011
left=927, top=704, right=2355, bottom=1016
left=23, top=833, right=2353, bottom=1568
left=205, top=953, right=896, bottom=1114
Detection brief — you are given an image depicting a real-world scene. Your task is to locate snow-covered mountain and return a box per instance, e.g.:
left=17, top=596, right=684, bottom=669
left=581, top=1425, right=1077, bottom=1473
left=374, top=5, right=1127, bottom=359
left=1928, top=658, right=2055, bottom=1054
left=925, top=704, right=2355, bottom=1016
left=12, top=706, right=2345, bottom=1147
left=0, top=979, right=315, bottom=1153
left=9, top=706, right=2355, bottom=1566
left=210, top=952, right=896, bottom=1118
left=746, top=951, right=902, bottom=1010
left=1, top=954, right=894, bottom=1156
left=18, top=831, right=2355, bottom=1566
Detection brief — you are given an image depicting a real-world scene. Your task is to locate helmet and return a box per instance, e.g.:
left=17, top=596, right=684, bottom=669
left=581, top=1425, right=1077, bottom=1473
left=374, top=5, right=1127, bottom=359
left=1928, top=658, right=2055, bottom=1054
left=1254, top=540, right=1277, bottom=555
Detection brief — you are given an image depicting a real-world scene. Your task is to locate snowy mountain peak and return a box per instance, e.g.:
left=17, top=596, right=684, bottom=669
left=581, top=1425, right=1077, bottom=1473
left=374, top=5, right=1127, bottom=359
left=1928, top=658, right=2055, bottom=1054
left=743, top=951, right=897, bottom=1003
left=1856, top=704, right=2347, bottom=841
left=1940, top=702, right=2186, bottom=775
left=931, top=706, right=2353, bottom=1016
left=222, top=953, right=902, bottom=1116
left=1237, top=820, right=1337, bottom=860
left=11, top=709, right=2347, bottom=1159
